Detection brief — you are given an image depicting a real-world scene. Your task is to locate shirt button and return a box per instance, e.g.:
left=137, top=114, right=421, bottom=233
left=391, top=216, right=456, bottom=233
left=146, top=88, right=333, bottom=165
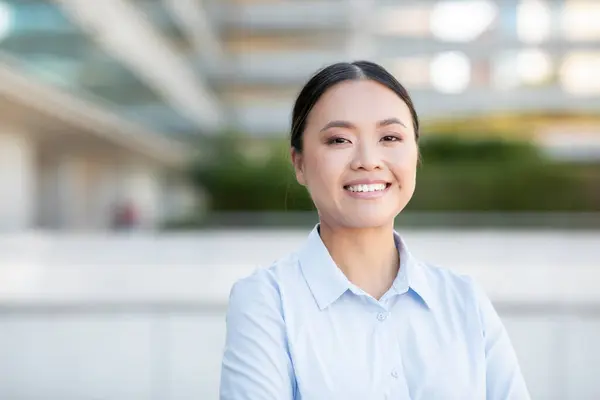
left=377, top=312, right=387, bottom=321
left=391, top=369, right=399, bottom=379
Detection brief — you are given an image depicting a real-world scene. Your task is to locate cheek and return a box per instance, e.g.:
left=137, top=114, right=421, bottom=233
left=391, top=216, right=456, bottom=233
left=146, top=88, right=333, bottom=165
left=305, top=151, right=347, bottom=188
left=387, top=146, right=418, bottom=174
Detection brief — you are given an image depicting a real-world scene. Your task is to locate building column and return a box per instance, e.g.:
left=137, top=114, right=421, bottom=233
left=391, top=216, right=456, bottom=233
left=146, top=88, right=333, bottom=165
left=54, top=156, right=86, bottom=230
left=51, top=156, right=121, bottom=231
left=162, top=173, right=199, bottom=222
left=0, top=130, right=36, bottom=231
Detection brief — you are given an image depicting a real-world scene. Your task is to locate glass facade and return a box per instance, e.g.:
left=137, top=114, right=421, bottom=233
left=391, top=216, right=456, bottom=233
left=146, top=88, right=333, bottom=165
left=0, top=0, right=200, bottom=136
left=1, top=0, right=599, bottom=136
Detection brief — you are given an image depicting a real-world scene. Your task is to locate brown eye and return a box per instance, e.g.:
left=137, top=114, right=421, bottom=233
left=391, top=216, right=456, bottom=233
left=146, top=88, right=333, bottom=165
left=381, top=135, right=402, bottom=142
left=327, top=137, right=351, bottom=145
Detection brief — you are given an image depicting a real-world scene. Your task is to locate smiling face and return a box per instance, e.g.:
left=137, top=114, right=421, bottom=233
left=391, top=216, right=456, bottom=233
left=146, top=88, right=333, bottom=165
left=292, top=79, right=419, bottom=230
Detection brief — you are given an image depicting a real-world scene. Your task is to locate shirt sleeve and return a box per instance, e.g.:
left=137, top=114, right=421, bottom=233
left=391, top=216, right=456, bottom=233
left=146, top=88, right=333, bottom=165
left=473, top=280, right=531, bottom=400
left=219, top=272, right=295, bottom=400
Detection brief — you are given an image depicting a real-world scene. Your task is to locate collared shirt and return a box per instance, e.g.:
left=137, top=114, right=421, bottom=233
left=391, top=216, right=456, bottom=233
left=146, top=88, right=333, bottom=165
left=219, top=225, right=530, bottom=399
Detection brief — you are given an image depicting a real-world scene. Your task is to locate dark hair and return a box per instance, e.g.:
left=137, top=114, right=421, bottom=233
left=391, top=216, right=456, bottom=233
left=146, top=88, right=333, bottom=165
left=290, top=60, right=420, bottom=152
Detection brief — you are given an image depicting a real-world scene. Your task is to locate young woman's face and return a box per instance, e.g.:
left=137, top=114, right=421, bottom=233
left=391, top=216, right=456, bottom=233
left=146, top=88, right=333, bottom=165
left=292, top=80, right=418, bottom=229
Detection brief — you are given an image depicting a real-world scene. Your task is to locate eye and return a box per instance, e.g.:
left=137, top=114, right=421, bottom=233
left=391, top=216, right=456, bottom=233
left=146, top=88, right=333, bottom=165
left=381, top=135, right=402, bottom=142
left=326, top=137, right=351, bottom=145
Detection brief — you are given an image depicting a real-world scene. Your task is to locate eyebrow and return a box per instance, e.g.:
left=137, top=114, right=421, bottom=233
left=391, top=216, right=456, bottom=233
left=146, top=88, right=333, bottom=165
left=320, top=118, right=407, bottom=132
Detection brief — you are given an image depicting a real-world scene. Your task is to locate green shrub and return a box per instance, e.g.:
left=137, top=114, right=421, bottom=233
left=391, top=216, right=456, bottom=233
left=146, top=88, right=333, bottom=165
left=410, top=161, right=594, bottom=212
left=190, top=135, right=600, bottom=213
left=190, top=137, right=313, bottom=211
left=418, top=135, right=541, bottom=164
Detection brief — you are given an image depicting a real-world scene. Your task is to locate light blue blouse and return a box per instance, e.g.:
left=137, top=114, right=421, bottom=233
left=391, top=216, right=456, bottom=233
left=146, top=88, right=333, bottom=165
left=219, top=225, right=530, bottom=399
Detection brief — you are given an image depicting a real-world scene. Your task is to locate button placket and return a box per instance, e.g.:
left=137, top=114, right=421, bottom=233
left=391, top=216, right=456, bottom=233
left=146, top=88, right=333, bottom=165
left=376, top=312, right=388, bottom=321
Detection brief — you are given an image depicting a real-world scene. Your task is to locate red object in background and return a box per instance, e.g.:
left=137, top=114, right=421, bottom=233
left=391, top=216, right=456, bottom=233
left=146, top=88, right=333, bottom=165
left=121, top=202, right=138, bottom=226
left=112, top=201, right=139, bottom=230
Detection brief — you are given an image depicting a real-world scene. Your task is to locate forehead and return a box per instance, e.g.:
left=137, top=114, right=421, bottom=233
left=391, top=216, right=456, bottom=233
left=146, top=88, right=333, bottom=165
left=306, top=80, right=413, bottom=129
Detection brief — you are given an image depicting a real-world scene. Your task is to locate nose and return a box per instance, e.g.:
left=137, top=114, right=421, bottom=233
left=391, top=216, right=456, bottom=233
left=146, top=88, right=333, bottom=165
left=350, top=141, right=382, bottom=171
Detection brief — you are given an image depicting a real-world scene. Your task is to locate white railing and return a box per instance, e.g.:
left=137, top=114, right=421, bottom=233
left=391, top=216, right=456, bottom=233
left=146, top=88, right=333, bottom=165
left=0, top=229, right=599, bottom=399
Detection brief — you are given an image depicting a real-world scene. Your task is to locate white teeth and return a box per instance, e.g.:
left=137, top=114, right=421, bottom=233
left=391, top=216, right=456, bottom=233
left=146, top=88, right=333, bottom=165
left=346, top=183, right=387, bottom=193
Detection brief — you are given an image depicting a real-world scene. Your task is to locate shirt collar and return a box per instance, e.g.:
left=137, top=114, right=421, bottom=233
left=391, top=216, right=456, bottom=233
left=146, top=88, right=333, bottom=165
left=298, top=225, right=351, bottom=310
left=298, top=224, right=437, bottom=310
left=393, top=232, right=437, bottom=310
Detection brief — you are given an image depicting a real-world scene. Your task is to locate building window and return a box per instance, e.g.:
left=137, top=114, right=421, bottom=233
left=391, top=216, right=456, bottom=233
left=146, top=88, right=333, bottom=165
left=517, top=0, right=552, bottom=44
left=516, top=49, right=554, bottom=86
left=561, top=1, right=600, bottom=41
left=430, top=0, right=497, bottom=42
left=560, top=52, right=600, bottom=95
left=0, top=1, right=12, bottom=42
left=430, top=52, right=471, bottom=93
left=492, top=49, right=554, bottom=89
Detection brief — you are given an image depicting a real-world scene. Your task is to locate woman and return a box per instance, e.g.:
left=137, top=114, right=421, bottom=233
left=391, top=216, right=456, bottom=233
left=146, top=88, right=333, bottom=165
left=219, top=61, right=530, bottom=399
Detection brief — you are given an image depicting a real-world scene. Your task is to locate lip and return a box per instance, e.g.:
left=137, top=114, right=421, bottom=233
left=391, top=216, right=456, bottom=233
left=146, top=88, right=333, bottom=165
left=343, top=180, right=392, bottom=200
left=343, top=179, right=390, bottom=187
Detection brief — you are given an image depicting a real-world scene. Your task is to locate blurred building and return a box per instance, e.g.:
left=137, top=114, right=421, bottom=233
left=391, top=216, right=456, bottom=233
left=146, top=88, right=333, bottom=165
left=1, top=0, right=599, bottom=231
left=213, top=0, right=600, bottom=135
left=0, top=0, right=222, bottom=231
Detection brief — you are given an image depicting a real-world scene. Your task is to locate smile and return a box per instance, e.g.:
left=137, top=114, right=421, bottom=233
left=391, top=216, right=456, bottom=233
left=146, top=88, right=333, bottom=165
left=344, top=183, right=390, bottom=193
left=343, top=182, right=393, bottom=200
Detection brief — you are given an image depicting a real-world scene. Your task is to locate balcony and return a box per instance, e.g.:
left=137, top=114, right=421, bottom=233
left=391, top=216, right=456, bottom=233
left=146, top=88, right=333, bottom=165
left=229, top=101, right=293, bottom=136
left=214, top=2, right=354, bottom=32
left=227, top=86, right=600, bottom=136
left=218, top=50, right=344, bottom=85
left=376, top=36, right=600, bottom=60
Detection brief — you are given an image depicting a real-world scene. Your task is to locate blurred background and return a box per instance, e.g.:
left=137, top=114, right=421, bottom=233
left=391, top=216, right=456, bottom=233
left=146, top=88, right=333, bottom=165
left=0, top=0, right=598, bottom=398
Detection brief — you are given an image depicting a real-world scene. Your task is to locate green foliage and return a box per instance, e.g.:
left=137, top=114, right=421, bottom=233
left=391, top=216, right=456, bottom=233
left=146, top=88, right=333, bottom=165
left=410, top=162, right=594, bottom=212
left=190, top=137, right=313, bottom=211
left=189, top=134, right=600, bottom=214
left=419, top=135, right=541, bottom=164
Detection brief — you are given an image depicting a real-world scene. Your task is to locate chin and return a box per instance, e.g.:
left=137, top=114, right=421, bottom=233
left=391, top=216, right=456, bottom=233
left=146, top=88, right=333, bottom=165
left=315, top=197, right=409, bottom=230
left=339, top=210, right=399, bottom=229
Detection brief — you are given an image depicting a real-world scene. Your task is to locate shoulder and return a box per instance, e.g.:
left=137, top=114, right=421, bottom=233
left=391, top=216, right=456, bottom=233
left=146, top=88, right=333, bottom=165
left=226, top=252, right=302, bottom=318
left=408, top=260, right=503, bottom=345
left=418, top=260, right=479, bottom=293
left=413, top=259, right=491, bottom=312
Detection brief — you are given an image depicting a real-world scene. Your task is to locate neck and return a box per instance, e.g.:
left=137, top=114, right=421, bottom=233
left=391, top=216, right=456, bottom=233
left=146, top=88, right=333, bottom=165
left=319, top=220, right=399, bottom=300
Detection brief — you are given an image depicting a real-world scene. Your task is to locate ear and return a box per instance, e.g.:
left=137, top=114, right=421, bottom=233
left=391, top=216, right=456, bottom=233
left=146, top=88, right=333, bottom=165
left=290, top=147, right=307, bottom=186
